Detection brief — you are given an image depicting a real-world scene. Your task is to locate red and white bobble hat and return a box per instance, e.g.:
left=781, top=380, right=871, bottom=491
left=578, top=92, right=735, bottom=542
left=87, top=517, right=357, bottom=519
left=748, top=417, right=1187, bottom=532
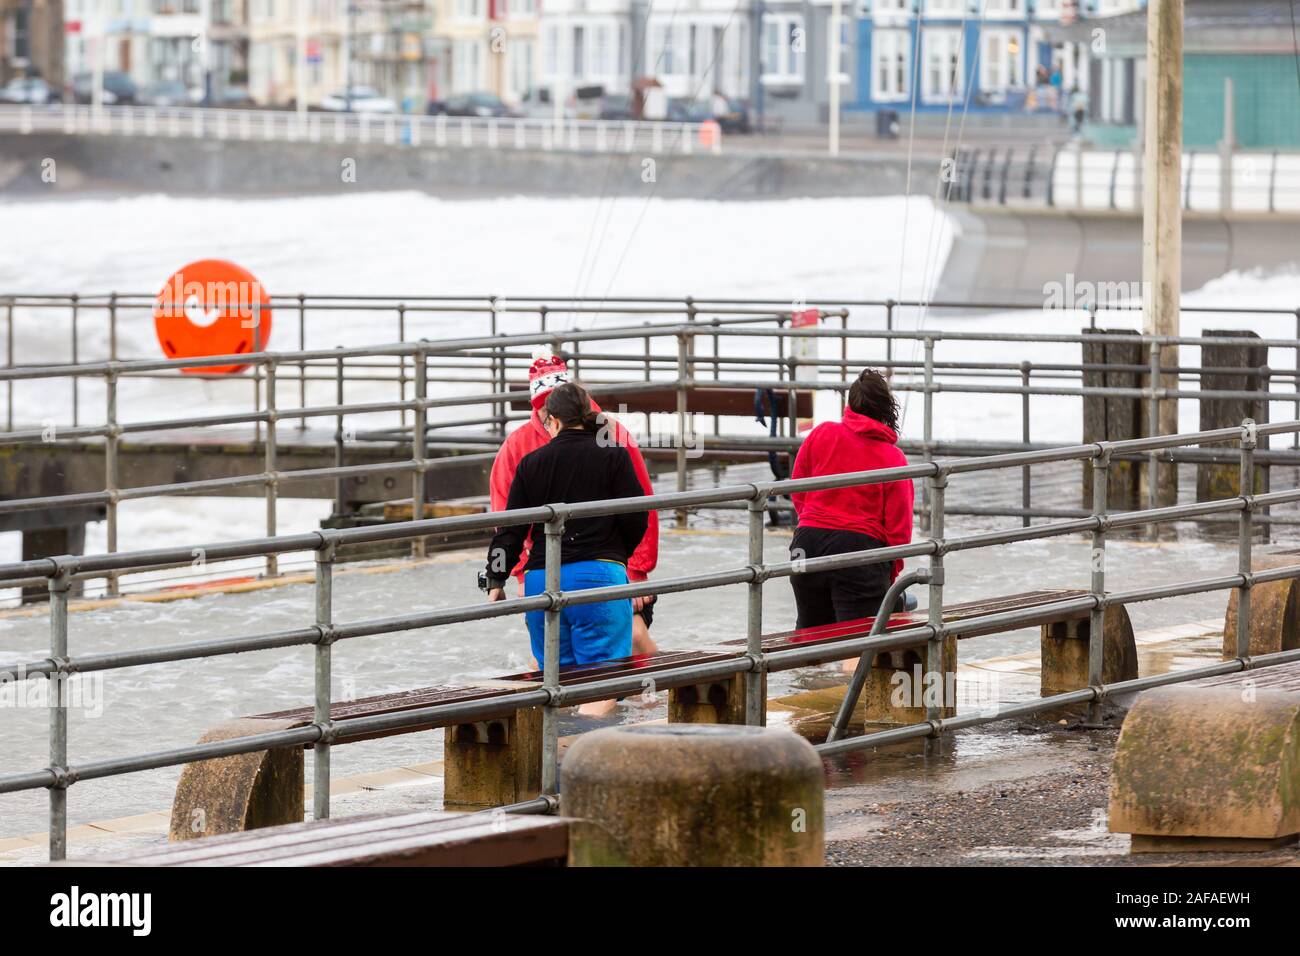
left=528, top=346, right=571, bottom=410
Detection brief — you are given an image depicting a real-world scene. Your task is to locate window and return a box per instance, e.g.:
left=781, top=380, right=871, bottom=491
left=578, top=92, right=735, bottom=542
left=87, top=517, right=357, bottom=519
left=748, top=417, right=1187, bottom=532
left=761, top=14, right=804, bottom=82
left=617, top=23, right=627, bottom=78
left=650, top=23, right=676, bottom=76
left=572, top=25, right=585, bottom=77
left=981, top=29, right=1023, bottom=91
left=984, top=0, right=1022, bottom=14
left=923, top=28, right=961, bottom=100
left=926, top=0, right=962, bottom=14
left=544, top=24, right=558, bottom=76
left=593, top=24, right=609, bottom=76
left=509, top=39, right=534, bottom=98
left=454, top=38, right=483, bottom=90
left=872, top=29, right=909, bottom=101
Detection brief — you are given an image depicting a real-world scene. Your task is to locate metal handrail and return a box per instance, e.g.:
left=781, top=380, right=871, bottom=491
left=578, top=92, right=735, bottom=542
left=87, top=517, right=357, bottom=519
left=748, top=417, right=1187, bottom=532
left=1, top=415, right=1293, bottom=862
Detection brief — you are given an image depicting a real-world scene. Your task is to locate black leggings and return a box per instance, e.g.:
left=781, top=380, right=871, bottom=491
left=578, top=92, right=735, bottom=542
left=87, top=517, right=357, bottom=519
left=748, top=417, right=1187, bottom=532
left=789, top=526, right=893, bottom=630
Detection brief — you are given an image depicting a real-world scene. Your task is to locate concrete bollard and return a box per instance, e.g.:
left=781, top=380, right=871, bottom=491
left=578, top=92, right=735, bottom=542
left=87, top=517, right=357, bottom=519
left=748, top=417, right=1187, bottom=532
left=1081, top=329, right=1143, bottom=512
left=442, top=706, right=542, bottom=810
left=169, top=717, right=304, bottom=841
left=1040, top=605, right=1138, bottom=698
left=562, top=724, right=824, bottom=866
left=1197, top=329, right=1268, bottom=502
left=1109, top=686, right=1300, bottom=852
left=1222, top=554, right=1300, bottom=659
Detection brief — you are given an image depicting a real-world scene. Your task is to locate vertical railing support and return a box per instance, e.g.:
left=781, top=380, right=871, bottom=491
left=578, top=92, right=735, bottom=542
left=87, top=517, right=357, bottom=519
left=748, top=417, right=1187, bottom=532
left=333, top=350, right=345, bottom=518
left=264, top=360, right=279, bottom=578
left=297, top=293, right=308, bottom=430
left=412, top=346, right=428, bottom=558
left=47, top=566, right=71, bottom=862
left=675, top=333, right=689, bottom=528
left=1236, top=418, right=1256, bottom=659
left=541, top=515, right=564, bottom=796
left=921, top=337, right=936, bottom=533
left=312, top=538, right=335, bottom=820
left=1145, top=339, right=1161, bottom=539
left=1021, top=360, right=1032, bottom=527
left=925, top=469, right=947, bottom=733
left=105, top=370, right=120, bottom=597
left=745, top=496, right=766, bottom=726
left=1087, top=449, right=1110, bottom=726
left=5, top=295, right=13, bottom=431
left=884, top=299, right=895, bottom=378
left=70, top=293, right=80, bottom=427
left=397, top=304, right=408, bottom=429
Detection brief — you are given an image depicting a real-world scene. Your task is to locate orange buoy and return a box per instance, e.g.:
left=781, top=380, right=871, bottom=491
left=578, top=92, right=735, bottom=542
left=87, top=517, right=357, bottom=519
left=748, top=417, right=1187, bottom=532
left=698, top=120, right=721, bottom=151
left=153, top=259, right=272, bottom=374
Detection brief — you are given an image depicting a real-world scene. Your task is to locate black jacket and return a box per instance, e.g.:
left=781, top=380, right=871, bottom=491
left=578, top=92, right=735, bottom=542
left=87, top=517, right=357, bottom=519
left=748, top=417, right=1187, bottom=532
left=485, top=427, right=649, bottom=586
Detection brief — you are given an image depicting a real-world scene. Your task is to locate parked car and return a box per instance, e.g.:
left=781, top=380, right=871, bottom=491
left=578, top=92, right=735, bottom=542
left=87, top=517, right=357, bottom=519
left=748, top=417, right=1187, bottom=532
left=71, top=71, right=138, bottom=105
left=211, top=86, right=255, bottom=108
left=137, top=81, right=200, bottom=108
left=0, top=76, right=60, bottom=105
left=438, top=92, right=518, bottom=118
left=319, top=86, right=397, bottom=113
left=515, top=84, right=605, bottom=120
left=597, top=93, right=634, bottom=121
left=666, top=97, right=712, bottom=123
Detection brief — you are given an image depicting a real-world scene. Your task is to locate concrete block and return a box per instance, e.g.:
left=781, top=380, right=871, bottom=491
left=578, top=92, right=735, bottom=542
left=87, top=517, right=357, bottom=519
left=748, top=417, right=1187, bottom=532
left=1109, top=686, right=1300, bottom=850
left=1223, top=554, right=1300, bottom=658
left=442, top=706, right=542, bottom=810
left=860, top=636, right=958, bottom=724
left=1040, top=605, right=1137, bottom=698
left=667, top=673, right=760, bottom=725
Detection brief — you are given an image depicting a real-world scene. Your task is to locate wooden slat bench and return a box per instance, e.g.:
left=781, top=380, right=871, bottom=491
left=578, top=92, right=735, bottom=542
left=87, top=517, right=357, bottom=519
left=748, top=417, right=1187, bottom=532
left=170, top=588, right=1136, bottom=840
left=106, top=811, right=568, bottom=867
left=508, top=386, right=812, bottom=418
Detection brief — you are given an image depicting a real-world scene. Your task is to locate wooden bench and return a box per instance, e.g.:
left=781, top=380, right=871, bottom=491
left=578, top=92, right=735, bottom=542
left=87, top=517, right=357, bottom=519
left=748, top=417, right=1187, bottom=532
left=108, top=811, right=568, bottom=867
left=170, top=588, right=1136, bottom=839
left=508, top=386, right=812, bottom=418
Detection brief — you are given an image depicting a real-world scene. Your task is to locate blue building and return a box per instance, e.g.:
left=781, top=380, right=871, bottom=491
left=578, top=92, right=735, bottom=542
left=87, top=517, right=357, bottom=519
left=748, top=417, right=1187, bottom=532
left=852, top=1, right=1142, bottom=118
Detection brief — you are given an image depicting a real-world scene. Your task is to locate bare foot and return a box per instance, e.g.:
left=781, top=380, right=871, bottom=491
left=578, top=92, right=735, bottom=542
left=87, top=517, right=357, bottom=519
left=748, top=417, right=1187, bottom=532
left=577, top=698, right=618, bottom=718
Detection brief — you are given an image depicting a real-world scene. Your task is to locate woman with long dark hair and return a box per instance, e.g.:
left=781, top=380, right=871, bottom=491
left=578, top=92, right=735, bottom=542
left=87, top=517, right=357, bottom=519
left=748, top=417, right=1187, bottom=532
left=788, top=368, right=914, bottom=628
left=484, top=382, right=649, bottom=668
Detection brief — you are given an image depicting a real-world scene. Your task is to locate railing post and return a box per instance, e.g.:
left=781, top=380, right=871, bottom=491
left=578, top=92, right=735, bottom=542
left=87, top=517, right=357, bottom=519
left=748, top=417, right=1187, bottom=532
left=108, top=290, right=118, bottom=362
left=313, top=538, right=335, bottom=820
left=745, top=496, right=766, bottom=726
left=334, top=350, right=345, bottom=517
left=1236, top=418, right=1256, bottom=659
left=489, top=295, right=503, bottom=436
left=1021, top=360, right=1032, bottom=527
left=541, top=515, right=564, bottom=796
left=47, top=567, right=70, bottom=862
left=71, top=293, right=80, bottom=427
left=298, top=293, right=308, bottom=430
left=675, top=332, right=690, bottom=529
left=105, top=370, right=120, bottom=597
left=264, top=359, right=279, bottom=578
left=1145, top=339, right=1161, bottom=539
left=1087, top=449, right=1110, bottom=726
left=920, top=336, right=935, bottom=532
left=412, top=346, right=428, bottom=558
left=397, top=303, right=408, bottom=429
left=925, top=469, right=947, bottom=732
left=6, top=295, right=14, bottom=431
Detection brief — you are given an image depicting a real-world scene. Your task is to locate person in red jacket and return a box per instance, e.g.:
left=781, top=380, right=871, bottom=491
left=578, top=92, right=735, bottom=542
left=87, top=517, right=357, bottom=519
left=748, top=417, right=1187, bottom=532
left=490, top=349, right=660, bottom=656
left=788, top=368, right=914, bottom=629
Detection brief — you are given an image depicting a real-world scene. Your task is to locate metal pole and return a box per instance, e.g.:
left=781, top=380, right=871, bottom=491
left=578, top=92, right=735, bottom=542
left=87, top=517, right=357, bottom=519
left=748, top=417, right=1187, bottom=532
left=1142, top=0, right=1183, bottom=508
left=264, top=360, right=279, bottom=578
left=312, top=540, right=334, bottom=819
left=1021, top=361, right=1031, bottom=528
left=745, top=497, right=766, bottom=726
left=397, top=304, right=407, bottom=429
left=925, top=470, right=947, bottom=733
left=827, top=0, right=842, bottom=157
left=412, top=347, right=427, bottom=558
left=1236, top=419, right=1256, bottom=659
left=676, top=333, right=689, bottom=528
left=1087, top=450, right=1110, bottom=726
left=334, top=351, right=345, bottom=517
left=884, top=299, right=895, bottom=378
left=5, top=296, right=13, bottom=431
left=105, top=371, right=119, bottom=597
left=71, top=294, right=80, bottom=427
left=108, top=291, right=118, bottom=361
left=298, top=293, right=308, bottom=430
left=47, top=568, right=70, bottom=862
left=541, top=517, right=564, bottom=796
left=1146, top=340, right=1161, bottom=538
left=921, top=337, right=935, bottom=532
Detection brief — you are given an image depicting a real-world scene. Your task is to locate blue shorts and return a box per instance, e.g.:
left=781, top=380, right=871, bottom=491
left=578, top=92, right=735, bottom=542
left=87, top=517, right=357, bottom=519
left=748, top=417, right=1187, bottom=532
left=523, top=560, right=633, bottom=668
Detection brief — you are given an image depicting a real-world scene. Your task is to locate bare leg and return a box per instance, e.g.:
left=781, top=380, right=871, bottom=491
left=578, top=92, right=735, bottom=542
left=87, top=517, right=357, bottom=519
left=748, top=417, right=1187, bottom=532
left=632, top=614, right=657, bottom=656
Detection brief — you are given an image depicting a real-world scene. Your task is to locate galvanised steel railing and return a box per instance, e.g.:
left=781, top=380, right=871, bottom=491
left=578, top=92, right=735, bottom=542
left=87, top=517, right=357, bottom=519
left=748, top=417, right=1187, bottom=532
left=0, top=104, right=722, bottom=156
left=2, top=417, right=1300, bottom=861
left=5, top=302, right=1300, bottom=592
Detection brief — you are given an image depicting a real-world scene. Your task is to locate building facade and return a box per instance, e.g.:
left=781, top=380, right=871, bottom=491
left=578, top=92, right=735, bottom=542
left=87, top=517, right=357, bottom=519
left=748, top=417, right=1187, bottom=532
left=1, top=0, right=64, bottom=85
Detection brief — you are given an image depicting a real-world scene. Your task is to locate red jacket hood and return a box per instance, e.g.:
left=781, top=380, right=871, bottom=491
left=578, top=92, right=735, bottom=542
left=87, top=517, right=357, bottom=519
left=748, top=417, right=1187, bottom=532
left=841, top=407, right=899, bottom=444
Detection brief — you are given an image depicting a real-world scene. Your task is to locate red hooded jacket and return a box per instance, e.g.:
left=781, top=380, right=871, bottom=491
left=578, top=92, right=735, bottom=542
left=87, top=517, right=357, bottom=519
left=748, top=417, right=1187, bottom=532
left=790, top=407, right=915, bottom=581
left=489, top=404, right=659, bottom=583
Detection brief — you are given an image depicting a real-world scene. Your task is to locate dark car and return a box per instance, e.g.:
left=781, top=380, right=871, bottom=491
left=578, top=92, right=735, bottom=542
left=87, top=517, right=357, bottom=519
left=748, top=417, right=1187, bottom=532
left=137, top=80, right=197, bottom=108
left=438, top=92, right=516, bottom=118
left=665, top=97, right=712, bottom=123
left=72, top=71, right=138, bottom=105
left=598, top=93, right=633, bottom=121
